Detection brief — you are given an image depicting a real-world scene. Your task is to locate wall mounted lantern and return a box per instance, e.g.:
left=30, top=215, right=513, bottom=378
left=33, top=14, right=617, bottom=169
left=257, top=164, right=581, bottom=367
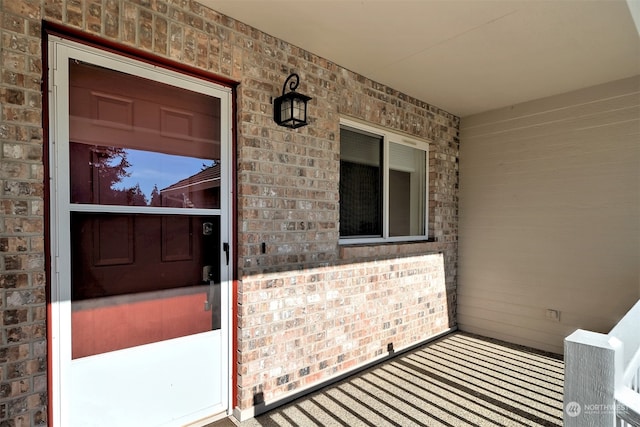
left=273, top=73, right=312, bottom=129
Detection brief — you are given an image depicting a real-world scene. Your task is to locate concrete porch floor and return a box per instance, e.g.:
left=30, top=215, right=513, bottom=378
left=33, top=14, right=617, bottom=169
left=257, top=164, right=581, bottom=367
left=215, top=332, right=564, bottom=427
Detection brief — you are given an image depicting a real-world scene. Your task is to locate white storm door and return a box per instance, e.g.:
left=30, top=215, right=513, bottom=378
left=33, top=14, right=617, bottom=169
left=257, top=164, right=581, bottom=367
left=49, top=38, right=232, bottom=427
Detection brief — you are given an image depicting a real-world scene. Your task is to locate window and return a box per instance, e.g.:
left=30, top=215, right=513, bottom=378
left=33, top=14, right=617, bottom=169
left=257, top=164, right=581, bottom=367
left=339, top=119, right=429, bottom=243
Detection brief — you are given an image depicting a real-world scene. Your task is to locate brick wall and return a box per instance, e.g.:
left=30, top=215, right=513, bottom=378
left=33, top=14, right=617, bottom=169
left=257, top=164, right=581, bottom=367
left=0, top=0, right=459, bottom=424
left=235, top=32, right=459, bottom=413
left=237, top=244, right=456, bottom=412
left=1, top=0, right=48, bottom=425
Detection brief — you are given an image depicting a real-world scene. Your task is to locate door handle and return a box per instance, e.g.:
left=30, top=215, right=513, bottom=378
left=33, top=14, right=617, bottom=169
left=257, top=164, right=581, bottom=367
left=223, top=242, right=229, bottom=265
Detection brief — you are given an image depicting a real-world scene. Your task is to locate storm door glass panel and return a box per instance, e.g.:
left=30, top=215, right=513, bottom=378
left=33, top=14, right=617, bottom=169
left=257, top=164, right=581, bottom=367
left=68, top=60, right=223, bottom=359
left=69, top=143, right=221, bottom=208
left=68, top=60, right=221, bottom=209
left=389, top=142, right=426, bottom=236
left=70, top=213, right=221, bottom=359
left=339, top=127, right=382, bottom=237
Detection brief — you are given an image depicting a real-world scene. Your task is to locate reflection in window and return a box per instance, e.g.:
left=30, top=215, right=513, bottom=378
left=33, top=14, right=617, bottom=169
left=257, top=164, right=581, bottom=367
left=70, top=143, right=221, bottom=209
left=68, top=59, right=222, bottom=209
left=339, top=127, right=382, bottom=237
left=389, top=142, right=426, bottom=236
left=66, top=60, right=225, bottom=359
left=339, top=122, right=429, bottom=240
left=70, top=213, right=221, bottom=357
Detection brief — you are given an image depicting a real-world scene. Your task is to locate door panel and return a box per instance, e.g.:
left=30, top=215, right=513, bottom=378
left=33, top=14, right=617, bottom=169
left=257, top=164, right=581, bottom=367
left=70, top=213, right=220, bottom=359
left=70, top=214, right=218, bottom=300
left=71, top=332, right=222, bottom=427
left=69, top=61, right=221, bottom=158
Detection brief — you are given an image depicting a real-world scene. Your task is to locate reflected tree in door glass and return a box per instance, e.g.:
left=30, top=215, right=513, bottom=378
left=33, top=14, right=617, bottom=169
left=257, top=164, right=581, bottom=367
left=91, top=146, right=145, bottom=205
left=70, top=143, right=221, bottom=209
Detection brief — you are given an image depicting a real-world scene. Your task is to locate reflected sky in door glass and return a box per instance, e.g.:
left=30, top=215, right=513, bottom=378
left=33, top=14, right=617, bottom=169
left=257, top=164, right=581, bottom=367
left=113, top=149, right=211, bottom=196
left=70, top=142, right=221, bottom=209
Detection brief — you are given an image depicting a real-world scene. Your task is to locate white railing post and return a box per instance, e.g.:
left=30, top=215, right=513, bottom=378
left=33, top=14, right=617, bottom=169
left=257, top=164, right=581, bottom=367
left=564, top=330, right=623, bottom=427
left=610, top=301, right=640, bottom=368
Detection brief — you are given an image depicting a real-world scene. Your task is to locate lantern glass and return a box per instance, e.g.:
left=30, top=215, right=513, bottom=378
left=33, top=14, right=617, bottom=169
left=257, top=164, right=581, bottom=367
left=293, top=98, right=306, bottom=120
left=273, top=73, right=312, bottom=128
left=280, top=98, right=292, bottom=121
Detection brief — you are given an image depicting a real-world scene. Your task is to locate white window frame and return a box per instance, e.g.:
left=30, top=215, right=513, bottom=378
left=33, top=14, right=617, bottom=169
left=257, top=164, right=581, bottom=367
left=339, top=117, right=430, bottom=245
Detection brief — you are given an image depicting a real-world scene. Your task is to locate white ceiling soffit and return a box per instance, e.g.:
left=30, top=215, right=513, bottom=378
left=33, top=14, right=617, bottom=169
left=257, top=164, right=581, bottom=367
left=200, top=0, right=640, bottom=118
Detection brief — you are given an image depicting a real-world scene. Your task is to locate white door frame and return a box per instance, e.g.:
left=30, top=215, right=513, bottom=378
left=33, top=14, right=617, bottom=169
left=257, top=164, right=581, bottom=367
left=47, top=36, right=233, bottom=427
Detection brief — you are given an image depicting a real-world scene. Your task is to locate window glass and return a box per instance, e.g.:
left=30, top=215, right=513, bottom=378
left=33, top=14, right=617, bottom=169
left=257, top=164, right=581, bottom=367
left=339, top=122, right=428, bottom=241
left=339, top=128, right=382, bottom=237
left=68, top=60, right=221, bottom=209
left=70, top=213, right=221, bottom=358
left=70, top=143, right=221, bottom=208
left=389, top=142, right=426, bottom=236
left=66, top=59, right=226, bottom=359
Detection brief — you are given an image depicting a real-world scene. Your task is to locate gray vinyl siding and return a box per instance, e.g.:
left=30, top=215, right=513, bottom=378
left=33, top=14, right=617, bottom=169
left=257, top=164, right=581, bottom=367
left=458, top=76, right=640, bottom=354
